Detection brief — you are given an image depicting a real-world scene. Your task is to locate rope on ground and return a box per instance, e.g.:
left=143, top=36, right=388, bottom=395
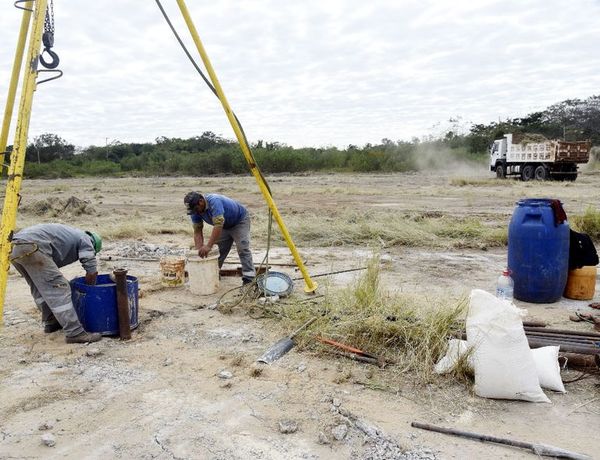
left=213, top=211, right=276, bottom=317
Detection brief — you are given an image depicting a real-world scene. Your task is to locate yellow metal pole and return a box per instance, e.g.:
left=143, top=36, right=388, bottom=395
left=175, top=0, right=317, bottom=293
left=0, top=0, right=48, bottom=325
left=0, top=2, right=33, bottom=174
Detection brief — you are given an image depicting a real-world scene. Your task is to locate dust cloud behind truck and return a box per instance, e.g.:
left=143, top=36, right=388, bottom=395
left=489, top=133, right=591, bottom=181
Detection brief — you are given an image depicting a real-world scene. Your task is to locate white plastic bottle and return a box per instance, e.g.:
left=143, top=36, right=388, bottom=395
left=496, top=269, right=514, bottom=301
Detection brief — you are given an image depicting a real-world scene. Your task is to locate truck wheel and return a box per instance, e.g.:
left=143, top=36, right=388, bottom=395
left=496, top=164, right=506, bottom=179
left=534, top=165, right=548, bottom=181
left=521, top=165, right=534, bottom=181
left=565, top=173, right=578, bottom=181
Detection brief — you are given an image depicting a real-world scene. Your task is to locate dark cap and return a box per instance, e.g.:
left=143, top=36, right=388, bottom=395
left=184, top=191, right=203, bottom=214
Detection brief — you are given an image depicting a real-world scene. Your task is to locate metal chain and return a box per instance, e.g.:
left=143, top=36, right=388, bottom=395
left=44, top=0, right=55, bottom=34
left=40, top=0, right=60, bottom=70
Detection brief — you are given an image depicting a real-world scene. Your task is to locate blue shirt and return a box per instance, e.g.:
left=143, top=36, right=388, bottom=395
left=190, top=194, right=247, bottom=229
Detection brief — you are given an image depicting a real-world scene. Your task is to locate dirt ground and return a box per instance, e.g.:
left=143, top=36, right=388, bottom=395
left=1, top=169, right=599, bottom=459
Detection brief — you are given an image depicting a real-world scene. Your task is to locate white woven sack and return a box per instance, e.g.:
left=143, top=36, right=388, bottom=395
left=531, top=346, right=566, bottom=393
left=466, top=289, right=549, bottom=403
left=434, top=340, right=566, bottom=394
left=434, top=339, right=472, bottom=374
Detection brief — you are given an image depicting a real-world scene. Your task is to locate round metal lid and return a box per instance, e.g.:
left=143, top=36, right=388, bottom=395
left=256, top=271, right=294, bottom=297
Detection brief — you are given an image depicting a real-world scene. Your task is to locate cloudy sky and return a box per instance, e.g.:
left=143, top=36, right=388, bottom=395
left=1, top=0, right=599, bottom=149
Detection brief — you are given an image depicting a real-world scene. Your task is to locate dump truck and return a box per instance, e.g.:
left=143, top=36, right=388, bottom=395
left=489, top=133, right=591, bottom=181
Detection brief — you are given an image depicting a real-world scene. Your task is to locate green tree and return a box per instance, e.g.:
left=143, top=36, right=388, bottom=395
left=26, top=133, right=75, bottom=163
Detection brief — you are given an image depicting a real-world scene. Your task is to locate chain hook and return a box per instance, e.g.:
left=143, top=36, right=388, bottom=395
left=39, top=0, right=60, bottom=70
left=40, top=47, right=60, bottom=69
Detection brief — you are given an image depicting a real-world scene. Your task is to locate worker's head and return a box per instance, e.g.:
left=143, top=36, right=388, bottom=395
left=85, top=231, right=102, bottom=254
left=184, top=191, right=205, bottom=215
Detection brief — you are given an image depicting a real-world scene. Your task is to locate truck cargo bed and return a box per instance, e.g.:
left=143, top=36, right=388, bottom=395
left=507, top=140, right=591, bottom=164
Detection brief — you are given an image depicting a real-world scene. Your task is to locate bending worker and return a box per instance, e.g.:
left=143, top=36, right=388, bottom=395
left=184, top=191, right=256, bottom=285
left=10, top=223, right=103, bottom=344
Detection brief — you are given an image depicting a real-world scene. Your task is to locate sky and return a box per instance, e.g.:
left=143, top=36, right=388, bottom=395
left=0, top=0, right=599, bottom=150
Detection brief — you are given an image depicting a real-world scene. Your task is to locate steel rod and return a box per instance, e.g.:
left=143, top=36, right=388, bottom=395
left=527, top=338, right=599, bottom=355
left=524, top=326, right=600, bottom=338
left=524, top=333, right=598, bottom=345
left=114, top=269, right=131, bottom=340
left=525, top=330, right=600, bottom=341
left=460, top=333, right=600, bottom=355
left=411, top=422, right=591, bottom=460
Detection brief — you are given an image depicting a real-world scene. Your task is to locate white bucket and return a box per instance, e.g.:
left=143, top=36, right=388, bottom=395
left=187, top=255, right=220, bottom=295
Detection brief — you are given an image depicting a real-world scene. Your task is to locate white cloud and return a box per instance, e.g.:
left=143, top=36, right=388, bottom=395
left=0, top=0, right=599, bottom=149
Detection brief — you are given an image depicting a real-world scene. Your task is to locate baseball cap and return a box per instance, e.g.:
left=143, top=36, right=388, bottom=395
left=184, top=191, right=203, bottom=215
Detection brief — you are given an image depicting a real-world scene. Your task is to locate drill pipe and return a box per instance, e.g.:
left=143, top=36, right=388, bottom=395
left=113, top=269, right=131, bottom=340
left=460, top=333, right=600, bottom=355
left=524, top=326, right=600, bottom=339
left=525, top=331, right=600, bottom=342
left=525, top=332, right=598, bottom=347
left=527, top=338, right=599, bottom=355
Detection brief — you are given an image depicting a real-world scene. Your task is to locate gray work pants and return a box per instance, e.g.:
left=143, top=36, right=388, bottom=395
left=10, top=242, right=84, bottom=337
left=216, top=214, right=256, bottom=282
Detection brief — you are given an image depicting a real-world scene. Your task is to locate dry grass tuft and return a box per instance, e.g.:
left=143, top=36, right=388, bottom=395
left=450, top=178, right=513, bottom=187
left=253, top=210, right=507, bottom=249
left=102, top=222, right=149, bottom=240
left=281, top=257, right=467, bottom=383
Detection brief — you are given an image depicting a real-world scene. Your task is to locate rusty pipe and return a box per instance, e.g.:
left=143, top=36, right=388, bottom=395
left=559, top=353, right=600, bottom=369
left=113, top=269, right=131, bottom=340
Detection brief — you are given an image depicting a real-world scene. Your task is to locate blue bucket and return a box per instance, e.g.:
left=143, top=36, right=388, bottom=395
left=70, top=274, right=139, bottom=335
left=508, top=198, right=569, bottom=303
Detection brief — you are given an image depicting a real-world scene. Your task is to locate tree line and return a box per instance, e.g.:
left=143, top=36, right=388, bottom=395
left=4, top=95, right=599, bottom=179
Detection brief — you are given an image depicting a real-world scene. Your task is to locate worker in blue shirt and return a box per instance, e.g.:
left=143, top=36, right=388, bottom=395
left=184, top=192, right=256, bottom=285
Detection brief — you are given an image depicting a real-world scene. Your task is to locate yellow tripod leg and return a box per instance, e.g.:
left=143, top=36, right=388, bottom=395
left=175, top=0, right=317, bottom=293
left=0, top=0, right=48, bottom=325
left=0, top=2, right=33, bottom=174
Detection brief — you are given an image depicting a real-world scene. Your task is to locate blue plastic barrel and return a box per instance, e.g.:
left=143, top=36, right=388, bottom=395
left=508, top=198, right=569, bottom=303
left=70, top=274, right=139, bottom=335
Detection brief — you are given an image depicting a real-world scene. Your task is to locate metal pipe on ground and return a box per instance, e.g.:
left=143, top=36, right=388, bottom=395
left=524, top=333, right=598, bottom=345
left=527, top=338, right=599, bottom=355
left=459, top=333, right=600, bottom=355
left=524, top=327, right=600, bottom=338
left=293, top=266, right=367, bottom=281
left=560, top=353, right=600, bottom=369
left=257, top=317, right=317, bottom=364
left=525, top=331, right=600, bottom=342
left=522, top=321, right=547, bottom=328
left=411, top=422, right=592, bottom=460
left=114, top=269, right=131, bottom=340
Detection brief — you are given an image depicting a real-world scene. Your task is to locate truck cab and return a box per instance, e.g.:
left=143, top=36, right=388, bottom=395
left=489, top=136, right=508, bottom=174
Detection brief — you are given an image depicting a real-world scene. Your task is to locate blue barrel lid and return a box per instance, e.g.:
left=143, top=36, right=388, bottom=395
left=516, top=198, right=560, bottom=207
